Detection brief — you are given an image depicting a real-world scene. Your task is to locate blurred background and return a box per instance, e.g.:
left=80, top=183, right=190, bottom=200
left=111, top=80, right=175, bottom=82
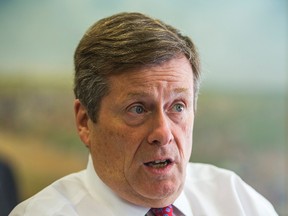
left=0, top=0, right=287, bottom=215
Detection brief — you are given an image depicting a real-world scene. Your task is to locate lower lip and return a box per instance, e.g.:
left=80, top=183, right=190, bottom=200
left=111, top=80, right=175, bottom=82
left=143, top=162, right=174, bottom=176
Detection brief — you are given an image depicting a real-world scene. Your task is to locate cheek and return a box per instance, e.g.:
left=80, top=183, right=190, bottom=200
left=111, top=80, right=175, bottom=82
left=91, top=123, right=142, bottom=172
left=184, top=113, right=194, bottom=139
left=121, top=129, right=147, bottom=166
left=178, top=119, right=194, bottom=159
left=90, top=126, right=126, bottom=174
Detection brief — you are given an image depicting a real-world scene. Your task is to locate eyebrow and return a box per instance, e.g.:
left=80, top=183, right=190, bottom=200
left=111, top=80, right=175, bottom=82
left=174, top=87, right=189, bottom=94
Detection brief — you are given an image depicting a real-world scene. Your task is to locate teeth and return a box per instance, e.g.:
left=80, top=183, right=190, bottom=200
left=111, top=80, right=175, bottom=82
left=154, top=160, right=167, bottom=164
left=145, top=160, right=170, bottom=168
left=152, top=161, right=168, bottom=168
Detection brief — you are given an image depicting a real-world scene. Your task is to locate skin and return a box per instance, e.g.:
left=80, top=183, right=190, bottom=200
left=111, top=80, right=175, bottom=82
left=74, top=55, right=195, bottom=208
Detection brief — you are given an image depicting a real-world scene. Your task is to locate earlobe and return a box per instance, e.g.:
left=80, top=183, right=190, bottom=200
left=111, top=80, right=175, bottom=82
left=74, top=99, right=91, bottom=148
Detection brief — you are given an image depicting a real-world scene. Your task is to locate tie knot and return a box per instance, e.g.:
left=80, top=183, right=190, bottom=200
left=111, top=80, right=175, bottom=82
left=151, top=205, right=173, bottom=216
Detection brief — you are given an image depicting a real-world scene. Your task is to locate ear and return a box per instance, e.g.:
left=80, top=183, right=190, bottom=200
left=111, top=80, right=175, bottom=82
left=74, top=99, right=91, bottom=148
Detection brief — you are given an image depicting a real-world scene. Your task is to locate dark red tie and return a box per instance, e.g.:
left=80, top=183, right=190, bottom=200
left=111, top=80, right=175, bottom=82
left=151, top=205, right=173, bottom=216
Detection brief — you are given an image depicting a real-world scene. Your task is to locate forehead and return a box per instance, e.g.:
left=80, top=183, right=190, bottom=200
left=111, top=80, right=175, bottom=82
left=109, top=56, right=193, bottom=91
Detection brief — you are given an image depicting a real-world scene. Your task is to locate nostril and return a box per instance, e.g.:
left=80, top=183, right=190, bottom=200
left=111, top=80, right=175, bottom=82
left=151, top=139, right=160, bottom=145
left=148, top=137, right=173, bottom=146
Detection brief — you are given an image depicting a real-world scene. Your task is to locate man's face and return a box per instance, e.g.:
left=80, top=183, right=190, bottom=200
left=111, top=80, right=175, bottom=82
left=76, top=56, right=194, bottom=207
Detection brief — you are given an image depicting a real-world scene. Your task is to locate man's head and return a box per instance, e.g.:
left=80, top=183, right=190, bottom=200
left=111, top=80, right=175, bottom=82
left=74, top=12, right=200, bottom=123
left=74, top=12, right=201, bottom=208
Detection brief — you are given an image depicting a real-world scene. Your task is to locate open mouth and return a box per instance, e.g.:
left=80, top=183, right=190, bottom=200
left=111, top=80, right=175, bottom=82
left=144, top=159, right=172, bottom=168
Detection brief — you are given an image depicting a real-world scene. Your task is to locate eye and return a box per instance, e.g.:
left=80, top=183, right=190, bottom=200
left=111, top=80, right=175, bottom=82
left=172, top=103, right=185, bottom=112
left=128, top=105, right=146, bottom=114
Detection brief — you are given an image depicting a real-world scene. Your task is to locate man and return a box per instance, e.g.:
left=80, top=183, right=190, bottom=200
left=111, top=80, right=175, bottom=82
left=10, top=12, right=277, bottom=215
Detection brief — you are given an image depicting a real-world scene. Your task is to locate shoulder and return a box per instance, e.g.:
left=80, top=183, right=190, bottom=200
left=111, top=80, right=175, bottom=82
left=184, top=162, right=260, bottom=195
left=9, top=170, right=86, bottom=216
left=185, top=162, right=242, bottom=184
left=185, top=162, right=243, bottom=194
left=184, top=163, right=278, bottom=215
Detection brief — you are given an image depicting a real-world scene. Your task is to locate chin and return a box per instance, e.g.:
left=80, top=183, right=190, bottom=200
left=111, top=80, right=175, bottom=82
left=144, top=180, right=182, bottom=201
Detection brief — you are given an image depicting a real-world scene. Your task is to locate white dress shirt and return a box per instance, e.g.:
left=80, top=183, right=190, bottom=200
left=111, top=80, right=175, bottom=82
left=9, top=156, right=278, bottom=216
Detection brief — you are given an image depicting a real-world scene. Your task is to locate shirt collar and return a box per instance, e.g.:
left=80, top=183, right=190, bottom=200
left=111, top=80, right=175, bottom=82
left=85, top=156, right=149, bottom=216
left=85, top=155, right=192, bottom=216
left=174, top=190, right=194, bottom=216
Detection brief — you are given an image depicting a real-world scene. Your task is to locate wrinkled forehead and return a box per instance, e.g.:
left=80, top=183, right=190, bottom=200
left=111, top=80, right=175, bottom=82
left=109, top=55, right=193, bottom=80
left=106, top=56, right=194, bottom=96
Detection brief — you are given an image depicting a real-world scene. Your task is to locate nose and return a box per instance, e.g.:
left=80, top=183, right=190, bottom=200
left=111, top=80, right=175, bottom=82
left=147, top=111, right=173, bottom=146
